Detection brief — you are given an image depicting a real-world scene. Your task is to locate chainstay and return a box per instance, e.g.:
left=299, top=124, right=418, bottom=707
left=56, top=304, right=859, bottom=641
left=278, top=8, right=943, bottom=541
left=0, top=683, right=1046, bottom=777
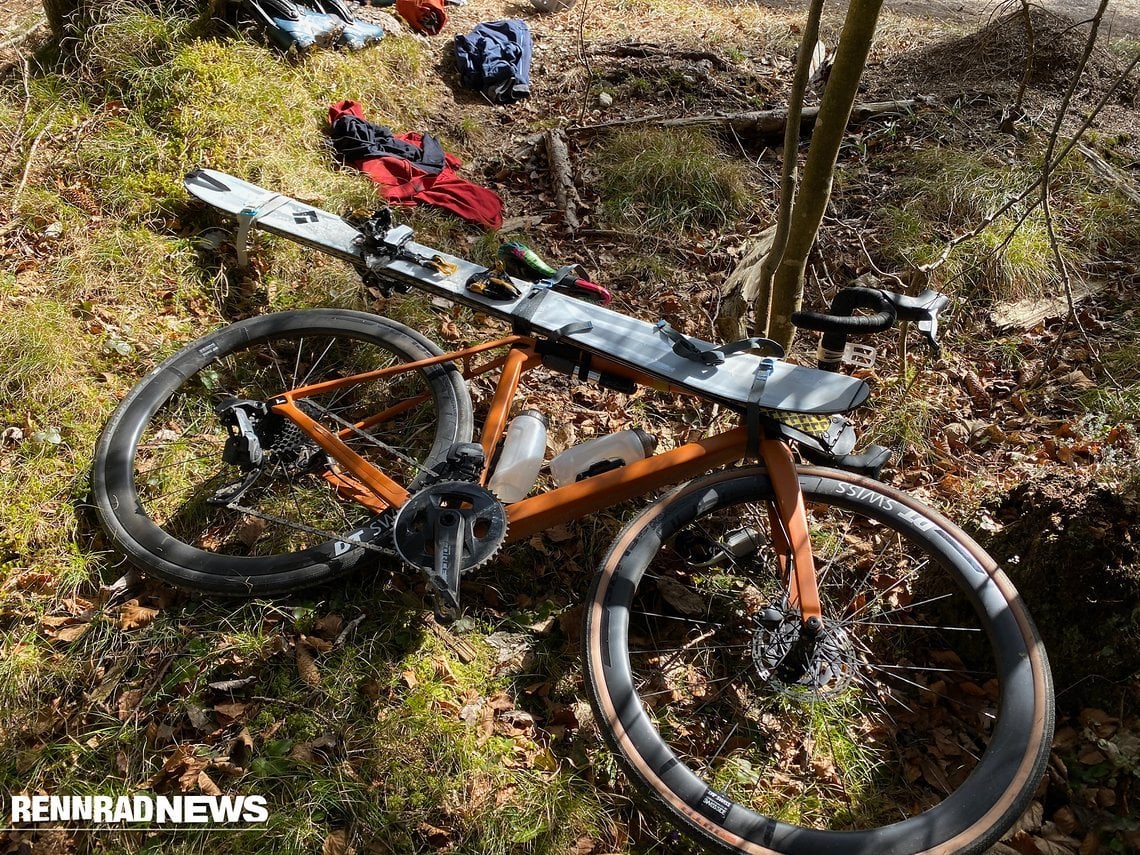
left=225, top=501, right=396, bottom=556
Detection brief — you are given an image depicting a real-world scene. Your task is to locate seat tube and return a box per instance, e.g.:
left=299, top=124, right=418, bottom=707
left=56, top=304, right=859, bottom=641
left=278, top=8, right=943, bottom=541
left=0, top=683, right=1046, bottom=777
left=478, top=346, right=532, bottom=481
left=759, top=436, right=824, bottom=630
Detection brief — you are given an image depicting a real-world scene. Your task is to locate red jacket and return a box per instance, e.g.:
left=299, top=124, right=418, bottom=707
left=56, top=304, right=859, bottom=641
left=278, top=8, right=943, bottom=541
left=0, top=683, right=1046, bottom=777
left=329, top=101, right=502, bottom=230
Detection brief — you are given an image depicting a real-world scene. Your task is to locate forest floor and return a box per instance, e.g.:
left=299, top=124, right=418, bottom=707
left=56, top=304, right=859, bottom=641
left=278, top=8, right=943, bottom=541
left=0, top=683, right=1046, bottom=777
left=1, top=1, right=1138, bottom=854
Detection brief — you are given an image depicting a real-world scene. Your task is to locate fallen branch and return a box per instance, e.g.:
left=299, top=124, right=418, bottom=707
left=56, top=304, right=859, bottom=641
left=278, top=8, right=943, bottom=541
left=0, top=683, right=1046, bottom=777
left=570, top=98, right=928, bottom=140
left=1075, top=140, right=1140, bottom=206
left=11, top=119, right=53, bottom=207
left=0, top=19, right=47, bottom=54
left=576, top=227, right=708, bottom=257
left=0, top=19, right=49, bottom=76
left=990, top=280, right=1106, bottom=330
left=593, top=41, right=729, bottom=71
left=545, top=128, right=582, bottom=232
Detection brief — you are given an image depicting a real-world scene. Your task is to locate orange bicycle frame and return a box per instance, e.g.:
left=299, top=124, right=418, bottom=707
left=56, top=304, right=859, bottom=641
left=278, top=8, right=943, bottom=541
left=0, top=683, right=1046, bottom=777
left=268, top=336, right=823, bottom=625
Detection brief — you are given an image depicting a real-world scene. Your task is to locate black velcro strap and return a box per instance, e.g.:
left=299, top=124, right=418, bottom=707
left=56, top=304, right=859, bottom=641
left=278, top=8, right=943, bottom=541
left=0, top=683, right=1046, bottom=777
left=656, top=323, right=786, bottom=366
left=746, top=359, right=777, bottom=460
left=551, top=321, right=593, bottom=342
left=511, top=287, right=549, bottom=335
left=576, top=351, right=593, bottom=381
left=717, top=336, right=786, bottom=360
left=655, top=321, right=722, bottom=365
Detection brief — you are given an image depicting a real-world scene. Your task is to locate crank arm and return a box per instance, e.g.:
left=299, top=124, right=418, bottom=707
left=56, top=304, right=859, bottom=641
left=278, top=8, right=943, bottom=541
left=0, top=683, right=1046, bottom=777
left=428, top=508, right=466, bottom=614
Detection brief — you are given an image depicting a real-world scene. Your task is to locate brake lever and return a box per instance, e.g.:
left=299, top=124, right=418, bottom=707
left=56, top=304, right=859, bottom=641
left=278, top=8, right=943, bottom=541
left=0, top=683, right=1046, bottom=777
left=881, top=290, right=950, bottom=354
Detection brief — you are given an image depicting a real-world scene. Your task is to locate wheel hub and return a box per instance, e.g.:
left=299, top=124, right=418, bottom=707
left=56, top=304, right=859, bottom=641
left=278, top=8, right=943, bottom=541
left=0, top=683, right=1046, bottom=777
left=752, top=606, right=858, bottom=696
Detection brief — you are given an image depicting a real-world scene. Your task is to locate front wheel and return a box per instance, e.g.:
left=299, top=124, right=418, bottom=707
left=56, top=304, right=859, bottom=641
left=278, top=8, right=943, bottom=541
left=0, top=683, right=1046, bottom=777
left=584, top=466, right=1052, bottom=855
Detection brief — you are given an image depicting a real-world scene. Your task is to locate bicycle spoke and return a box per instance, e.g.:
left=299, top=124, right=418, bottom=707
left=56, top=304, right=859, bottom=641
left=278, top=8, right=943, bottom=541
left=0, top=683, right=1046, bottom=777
left=615, top=483, right=1015, bottom=836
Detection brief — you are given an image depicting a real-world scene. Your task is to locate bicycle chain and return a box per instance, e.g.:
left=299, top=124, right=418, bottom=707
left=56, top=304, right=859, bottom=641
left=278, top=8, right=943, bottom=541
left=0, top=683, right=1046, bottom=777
left=220, top=395, right=464, bottom=557
left=224, top=501, right=396, bottom=556
left=302, top=399, right=440, bottom=482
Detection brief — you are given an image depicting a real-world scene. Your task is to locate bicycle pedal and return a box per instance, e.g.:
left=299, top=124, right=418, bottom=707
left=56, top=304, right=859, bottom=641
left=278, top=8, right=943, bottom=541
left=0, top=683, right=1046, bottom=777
left=845, top=342, right=877, bottom=368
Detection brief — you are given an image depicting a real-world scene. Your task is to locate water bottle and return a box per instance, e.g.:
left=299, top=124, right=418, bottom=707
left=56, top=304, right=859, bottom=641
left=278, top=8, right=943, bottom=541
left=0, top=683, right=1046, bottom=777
left=549, top=429, right=658, bottom=487
left=488, top=410, right=548, bottom=503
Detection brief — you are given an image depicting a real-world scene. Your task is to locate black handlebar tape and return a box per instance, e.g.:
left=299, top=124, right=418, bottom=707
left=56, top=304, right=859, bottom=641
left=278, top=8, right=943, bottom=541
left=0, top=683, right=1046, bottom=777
left=790, top=286, right=897, bottom=334
left=791, top=287, right=897, bottom=372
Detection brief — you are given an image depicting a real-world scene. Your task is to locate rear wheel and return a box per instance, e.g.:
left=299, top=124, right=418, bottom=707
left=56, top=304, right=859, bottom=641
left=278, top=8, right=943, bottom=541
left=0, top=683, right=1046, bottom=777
left=584, top=466, right=1052, bottom=855
left=92, top=310, right=472, bottom=594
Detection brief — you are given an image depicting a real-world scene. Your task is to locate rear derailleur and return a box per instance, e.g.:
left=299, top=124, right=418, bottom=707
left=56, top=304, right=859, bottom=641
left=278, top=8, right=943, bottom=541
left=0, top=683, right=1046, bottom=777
left=208, top=397, right=323, bottom=506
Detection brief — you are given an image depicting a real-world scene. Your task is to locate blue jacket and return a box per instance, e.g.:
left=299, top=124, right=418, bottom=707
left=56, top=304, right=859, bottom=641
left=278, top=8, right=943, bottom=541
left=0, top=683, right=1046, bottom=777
left=454, top=20, right=532, bottom=104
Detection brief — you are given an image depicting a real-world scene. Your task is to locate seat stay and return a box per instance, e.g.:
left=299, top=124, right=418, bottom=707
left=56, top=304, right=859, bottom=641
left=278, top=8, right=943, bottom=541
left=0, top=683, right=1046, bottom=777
left=270, top=396, right=410, bottom=511
left=187, top=166, right=858, bottom=604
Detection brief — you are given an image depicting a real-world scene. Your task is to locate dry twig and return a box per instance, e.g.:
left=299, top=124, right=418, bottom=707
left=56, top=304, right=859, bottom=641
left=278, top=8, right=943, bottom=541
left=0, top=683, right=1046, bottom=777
left=919, top=48, right=1140, bottom=276
left=12, top=119, right=53, bottom=206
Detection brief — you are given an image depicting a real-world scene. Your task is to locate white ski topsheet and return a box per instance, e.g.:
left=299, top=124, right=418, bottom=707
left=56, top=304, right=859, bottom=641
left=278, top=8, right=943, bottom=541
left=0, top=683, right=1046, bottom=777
left=185, top=169, right=869, bottom=415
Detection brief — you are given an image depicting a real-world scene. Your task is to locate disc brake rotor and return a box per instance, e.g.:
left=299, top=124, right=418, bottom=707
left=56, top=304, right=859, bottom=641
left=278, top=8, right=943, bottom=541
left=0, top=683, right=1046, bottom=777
left=752, top=607, right=859, bottom=697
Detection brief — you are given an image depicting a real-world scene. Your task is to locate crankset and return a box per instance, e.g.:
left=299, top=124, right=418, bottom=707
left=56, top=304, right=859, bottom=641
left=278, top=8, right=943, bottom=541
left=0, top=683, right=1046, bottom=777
left=392, top=481, right=508, bottom=615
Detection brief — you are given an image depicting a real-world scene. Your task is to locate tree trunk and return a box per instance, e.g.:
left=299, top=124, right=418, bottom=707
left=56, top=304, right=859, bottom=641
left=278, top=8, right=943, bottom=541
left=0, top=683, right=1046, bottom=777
left=753, top=0, right=826, bottom=337
left=716, top=226, right=775, bottom=341
left=43, top=0, right=85, bottom=38
left=767, top=0, right=884, bottom=350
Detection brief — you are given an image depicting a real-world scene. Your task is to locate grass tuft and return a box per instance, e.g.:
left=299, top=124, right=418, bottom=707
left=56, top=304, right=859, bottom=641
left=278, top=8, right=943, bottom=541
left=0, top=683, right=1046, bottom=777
left=595, top=127, right=757, bottom=232
left=76, top=4, right=196, bottom=104
left=874, top=143, right=1140, bottom=303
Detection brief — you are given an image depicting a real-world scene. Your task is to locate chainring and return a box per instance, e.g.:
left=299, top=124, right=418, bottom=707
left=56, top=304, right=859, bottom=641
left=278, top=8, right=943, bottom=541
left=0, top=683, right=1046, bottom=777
left=392, top=481, right=508, bottom=574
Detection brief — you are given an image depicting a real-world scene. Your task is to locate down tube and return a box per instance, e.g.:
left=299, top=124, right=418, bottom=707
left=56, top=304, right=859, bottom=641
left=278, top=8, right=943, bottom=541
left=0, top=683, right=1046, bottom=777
left=505, top=427, right=749, bottom=542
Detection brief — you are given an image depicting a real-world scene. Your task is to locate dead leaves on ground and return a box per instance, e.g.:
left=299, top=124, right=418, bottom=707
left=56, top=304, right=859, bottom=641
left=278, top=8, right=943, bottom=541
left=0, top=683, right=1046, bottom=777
left=295, top=637, right=322, bottom=687
left=997, top=707, right=1140, bottom=855
left=419, top=675, right=566, bottom=773
left=24, top=605, right=366, bottom=796
left=884, top=316, right=1138, bottom=509
left=38, top=585, right=175, bottom=645
left=145, top=741, right=250, bottom=796
left=117, top=599, right=159, bottom=630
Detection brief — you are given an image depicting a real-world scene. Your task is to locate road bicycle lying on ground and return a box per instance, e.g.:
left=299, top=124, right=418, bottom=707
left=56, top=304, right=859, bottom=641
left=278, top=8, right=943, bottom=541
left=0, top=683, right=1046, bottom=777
left=92, top=169, right=1054, bottom=855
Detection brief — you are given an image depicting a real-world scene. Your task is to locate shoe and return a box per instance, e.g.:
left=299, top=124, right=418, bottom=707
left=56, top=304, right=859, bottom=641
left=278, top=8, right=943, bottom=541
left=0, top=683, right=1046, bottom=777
left=304, top=0, right=387, bottom=49
left=337, top=18, right=387, bottom=48
left=243, top=0, right=345, bottom=50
